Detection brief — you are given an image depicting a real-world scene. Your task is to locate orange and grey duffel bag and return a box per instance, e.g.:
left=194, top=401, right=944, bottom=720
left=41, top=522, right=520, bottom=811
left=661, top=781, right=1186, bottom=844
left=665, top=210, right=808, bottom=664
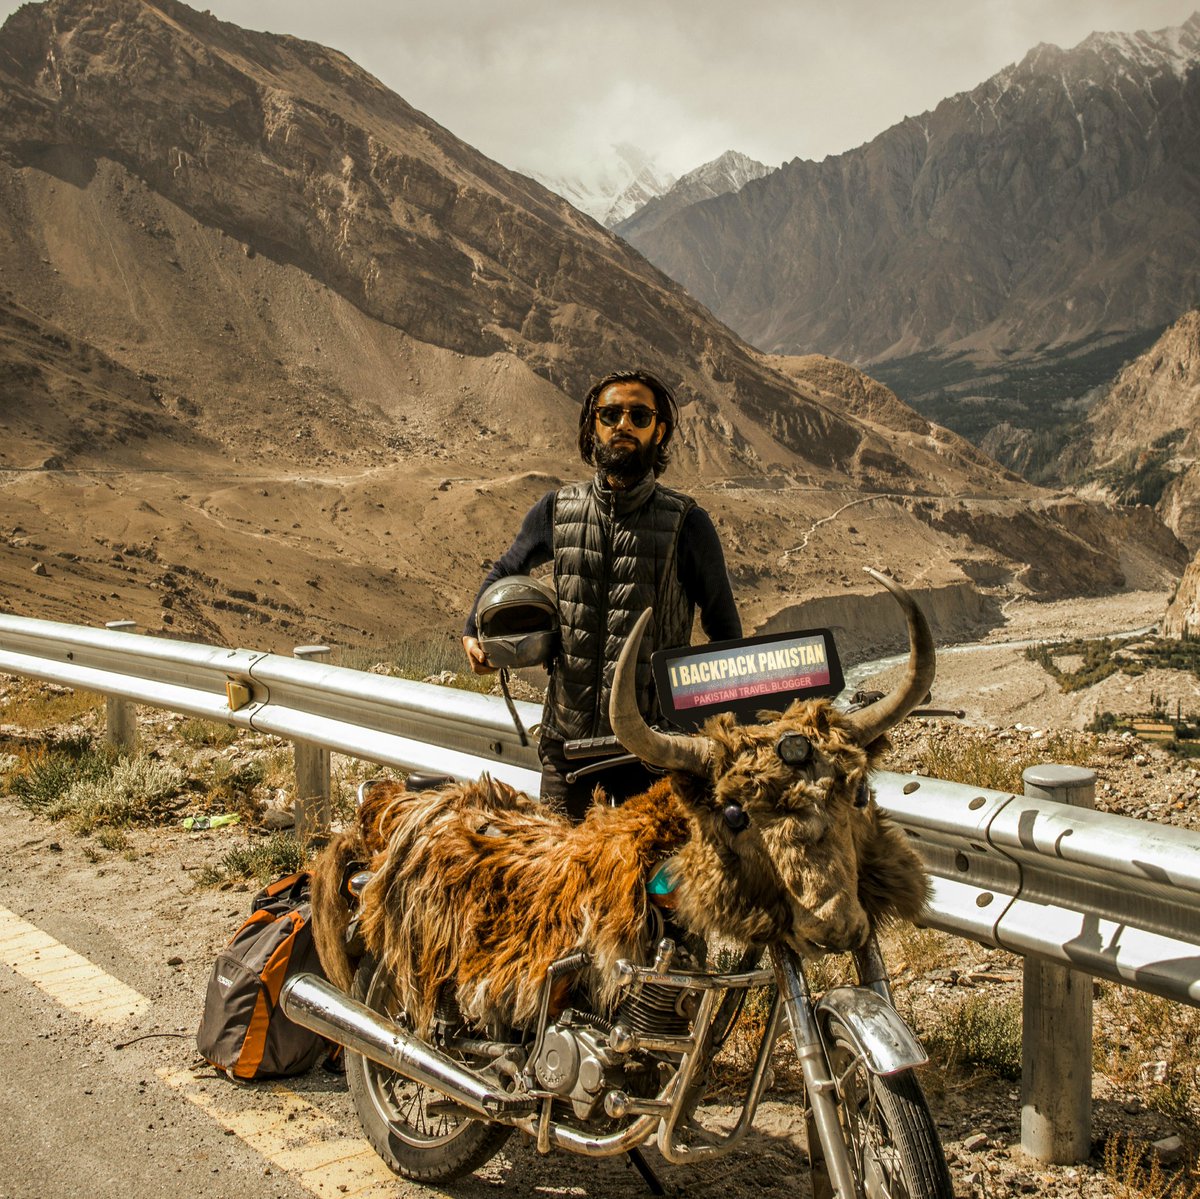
left=196, top=871, right=333, bottom=1079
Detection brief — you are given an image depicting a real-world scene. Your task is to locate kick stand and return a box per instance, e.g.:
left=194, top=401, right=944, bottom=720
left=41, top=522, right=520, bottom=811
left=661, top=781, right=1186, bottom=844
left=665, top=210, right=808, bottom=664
left=625, top=1147, right=666, bottom=1196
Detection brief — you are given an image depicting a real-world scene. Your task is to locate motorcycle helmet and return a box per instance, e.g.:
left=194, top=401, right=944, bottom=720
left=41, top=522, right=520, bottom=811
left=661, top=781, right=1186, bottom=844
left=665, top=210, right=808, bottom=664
left=475, top=575, right=559, bottom=669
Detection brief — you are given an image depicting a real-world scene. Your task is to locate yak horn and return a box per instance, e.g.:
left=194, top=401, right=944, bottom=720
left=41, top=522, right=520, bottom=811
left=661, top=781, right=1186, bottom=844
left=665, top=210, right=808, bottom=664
left=844, top=569, right=936, bottom=746
left=610, top=609, right=713, bottom=775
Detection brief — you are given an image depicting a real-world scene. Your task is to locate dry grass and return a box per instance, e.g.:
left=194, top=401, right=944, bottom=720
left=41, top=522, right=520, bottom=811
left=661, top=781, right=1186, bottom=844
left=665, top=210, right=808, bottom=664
left=199, top=756, right=266, bottom=821
left=178, top=718, right=238, bottom=748
left=918, top=727, right=1101, bottom=792
left=1096, top=987, right=1200, bottom=1135
left=1103, top=1133, right=1200, bottom=1198
left=879, top=922, right=958, bottom=978
left=339, top=637, right=497, bottom=695
left=0, top=678, right=103, bottom=730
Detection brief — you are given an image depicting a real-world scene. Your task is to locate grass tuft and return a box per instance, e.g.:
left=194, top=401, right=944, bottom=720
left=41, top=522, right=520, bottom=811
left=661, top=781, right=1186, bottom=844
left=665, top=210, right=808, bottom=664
left=196, top=832, right=312, bottom=887
left=9, top=736, right=117, bottom=813
left=922, top=991, right=1022, bottom=1080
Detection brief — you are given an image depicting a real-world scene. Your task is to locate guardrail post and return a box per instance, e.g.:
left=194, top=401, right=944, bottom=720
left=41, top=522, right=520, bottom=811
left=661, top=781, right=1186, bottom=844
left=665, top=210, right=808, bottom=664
left=292, top=646, right=332, bottom=840
left=1020, top=763, right=1096, bottom=1164
left=103, top=621, right=139, bottom=752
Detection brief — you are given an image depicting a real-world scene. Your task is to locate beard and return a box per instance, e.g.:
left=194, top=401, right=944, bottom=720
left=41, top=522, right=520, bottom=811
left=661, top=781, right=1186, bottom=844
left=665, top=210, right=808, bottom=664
left=595, top=436, right=656, bottom=484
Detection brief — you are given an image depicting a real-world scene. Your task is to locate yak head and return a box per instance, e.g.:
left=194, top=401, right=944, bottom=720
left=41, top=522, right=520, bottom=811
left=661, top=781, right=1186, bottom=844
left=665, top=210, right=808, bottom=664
left=610, top=569, right=935, bottom=958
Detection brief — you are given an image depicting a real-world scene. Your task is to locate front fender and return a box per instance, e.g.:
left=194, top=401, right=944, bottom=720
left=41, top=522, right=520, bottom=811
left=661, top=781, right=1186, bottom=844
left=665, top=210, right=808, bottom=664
left=815, top=985, right=928, bottom=1076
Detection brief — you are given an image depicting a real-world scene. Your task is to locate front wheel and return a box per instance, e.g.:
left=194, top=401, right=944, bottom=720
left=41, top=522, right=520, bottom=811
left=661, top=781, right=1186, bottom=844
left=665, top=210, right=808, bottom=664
left=820, top=1015, right=953, bottom=1199
left=346, top=954, right=512, bottom=1183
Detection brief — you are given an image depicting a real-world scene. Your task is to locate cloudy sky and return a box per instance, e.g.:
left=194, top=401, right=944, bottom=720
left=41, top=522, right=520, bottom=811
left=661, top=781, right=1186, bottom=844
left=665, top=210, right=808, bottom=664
left=3, top=0, right=1195, bottom=182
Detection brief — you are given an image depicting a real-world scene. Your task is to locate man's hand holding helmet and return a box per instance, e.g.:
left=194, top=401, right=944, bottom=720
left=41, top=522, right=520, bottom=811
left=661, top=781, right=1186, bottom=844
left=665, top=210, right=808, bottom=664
left=462, top=635, right=498, bottom=675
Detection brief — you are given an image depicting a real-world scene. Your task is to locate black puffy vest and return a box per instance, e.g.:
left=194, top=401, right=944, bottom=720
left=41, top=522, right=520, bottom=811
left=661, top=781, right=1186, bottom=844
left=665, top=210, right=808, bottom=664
left=544, top=472, right=695, bottom=743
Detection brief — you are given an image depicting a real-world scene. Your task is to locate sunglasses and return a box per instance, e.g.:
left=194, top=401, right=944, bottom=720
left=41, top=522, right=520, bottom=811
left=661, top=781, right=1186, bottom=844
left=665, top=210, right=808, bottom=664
left=596, top=404, right=657, bottom=429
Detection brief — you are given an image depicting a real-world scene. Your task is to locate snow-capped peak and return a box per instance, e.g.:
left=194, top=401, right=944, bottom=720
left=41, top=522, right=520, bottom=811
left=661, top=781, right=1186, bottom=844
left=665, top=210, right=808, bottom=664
left=526, top=144, right=675, bottom=227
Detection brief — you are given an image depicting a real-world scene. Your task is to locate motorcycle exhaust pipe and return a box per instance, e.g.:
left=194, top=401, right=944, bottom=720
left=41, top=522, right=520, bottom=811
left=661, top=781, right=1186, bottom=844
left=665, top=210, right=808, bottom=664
left=280, top=973, right=535, bottom=1119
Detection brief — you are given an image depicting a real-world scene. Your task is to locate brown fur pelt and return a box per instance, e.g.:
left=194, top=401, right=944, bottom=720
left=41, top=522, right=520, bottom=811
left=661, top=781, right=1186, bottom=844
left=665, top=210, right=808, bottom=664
left=309, top=782, right=411, bottom=992
left=316, top=697, right=930, bottom=1037
left=358, top=776, right=689, bottom=1035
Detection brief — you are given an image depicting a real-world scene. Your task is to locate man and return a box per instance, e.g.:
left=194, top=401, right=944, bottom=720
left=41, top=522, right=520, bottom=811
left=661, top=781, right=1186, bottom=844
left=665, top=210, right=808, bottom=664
left=463, top=369, right=740, bottom=819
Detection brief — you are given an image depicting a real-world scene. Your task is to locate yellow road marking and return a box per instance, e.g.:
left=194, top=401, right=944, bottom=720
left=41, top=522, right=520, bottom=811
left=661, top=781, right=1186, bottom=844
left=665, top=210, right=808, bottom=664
left=0, top=907, right=400, bottom=1194
left=158, top=1068, right=403, bottom=1197
left=0, top=904, right=150, bottom=1025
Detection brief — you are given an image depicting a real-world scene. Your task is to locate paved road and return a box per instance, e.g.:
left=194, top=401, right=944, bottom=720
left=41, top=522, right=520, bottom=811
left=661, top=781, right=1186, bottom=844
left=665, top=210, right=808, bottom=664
left=0, top=798, right=814, bottom=1199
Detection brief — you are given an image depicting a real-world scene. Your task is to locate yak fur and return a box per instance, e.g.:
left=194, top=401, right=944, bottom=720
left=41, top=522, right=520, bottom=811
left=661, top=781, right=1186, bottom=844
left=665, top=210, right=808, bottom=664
left=311, top=699, right=929, bottom=1036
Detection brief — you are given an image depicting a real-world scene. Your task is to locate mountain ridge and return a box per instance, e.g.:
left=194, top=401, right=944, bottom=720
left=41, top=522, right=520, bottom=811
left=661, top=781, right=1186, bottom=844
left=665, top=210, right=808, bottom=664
left=622, top=14, right=1200, bottom=368
left=0, top=0, right=1186, bottom=649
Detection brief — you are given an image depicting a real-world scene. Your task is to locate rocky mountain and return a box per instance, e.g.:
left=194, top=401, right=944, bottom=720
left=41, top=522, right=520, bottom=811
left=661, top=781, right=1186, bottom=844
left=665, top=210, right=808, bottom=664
left=0, top=0, right=1186, bottom=652
left=1163, top=549, right=1200, bottom=636
left=622, top=16, right=1200, bottom=379
left=614, top=150, right=771, bottom=241
left=527, top=143, right=675, bottom=228
left=1064, top=309, right=1200, bottom=552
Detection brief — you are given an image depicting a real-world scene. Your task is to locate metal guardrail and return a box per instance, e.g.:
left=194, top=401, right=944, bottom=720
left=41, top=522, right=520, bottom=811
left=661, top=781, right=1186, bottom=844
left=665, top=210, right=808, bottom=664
left=877, top=772, right=1200, bottom=1006
left=0, top=613, right=542, bottom=793
left=1, top=612, right=1197, bottom=1010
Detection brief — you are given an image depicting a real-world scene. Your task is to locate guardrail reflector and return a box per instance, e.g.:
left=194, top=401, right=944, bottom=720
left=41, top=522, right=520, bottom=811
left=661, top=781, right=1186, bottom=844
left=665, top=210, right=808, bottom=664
left=226, top=679, right=253, bottom=711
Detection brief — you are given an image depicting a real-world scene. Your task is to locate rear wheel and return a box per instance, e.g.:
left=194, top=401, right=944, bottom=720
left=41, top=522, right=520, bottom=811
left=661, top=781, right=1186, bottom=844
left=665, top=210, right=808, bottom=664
left=346, top=955, right=512, bottom=1182
left=819, top=1015, right=953, bottom=1199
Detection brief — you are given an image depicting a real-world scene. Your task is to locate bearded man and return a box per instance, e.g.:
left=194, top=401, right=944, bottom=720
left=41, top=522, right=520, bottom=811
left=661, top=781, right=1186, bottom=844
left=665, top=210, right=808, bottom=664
left=463, top=369, right=740, bottom=819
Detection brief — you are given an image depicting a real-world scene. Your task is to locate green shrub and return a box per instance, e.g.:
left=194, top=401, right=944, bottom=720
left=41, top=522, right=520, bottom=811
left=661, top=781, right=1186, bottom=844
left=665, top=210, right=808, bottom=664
left=9, top=736, right=116, bottom=813
left=924, top=992, right=1022, bottom=1080
left=200, top=832, right=311, bottom=887
left=45, top=755, right=185, bottom=832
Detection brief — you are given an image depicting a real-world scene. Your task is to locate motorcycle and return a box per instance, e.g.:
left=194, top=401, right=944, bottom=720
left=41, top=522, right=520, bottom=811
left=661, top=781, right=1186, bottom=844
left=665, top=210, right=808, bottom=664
left=281, top=571, right=954, bottom=1199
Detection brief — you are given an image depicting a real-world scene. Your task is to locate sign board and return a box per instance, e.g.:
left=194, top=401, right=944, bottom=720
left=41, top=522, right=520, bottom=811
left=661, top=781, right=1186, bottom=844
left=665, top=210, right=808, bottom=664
left=652, top=629, right=843, bottom=730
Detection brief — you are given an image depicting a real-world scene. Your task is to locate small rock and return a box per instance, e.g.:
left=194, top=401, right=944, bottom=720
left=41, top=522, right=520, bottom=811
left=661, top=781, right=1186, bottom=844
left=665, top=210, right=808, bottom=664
left=167, top=956, right=184, bottom=967
left=963, top=1131, right=989, bottom=1152
left=1013, top=1174, right=1037, bottom=1193
left=31, top=561, right=48, bottom=576
left=1139, top=1059, right=1169, bottom=1085
left=1152, top=1135, right=1184, bottom=1166
left=262, top=809, right=295, bottom=831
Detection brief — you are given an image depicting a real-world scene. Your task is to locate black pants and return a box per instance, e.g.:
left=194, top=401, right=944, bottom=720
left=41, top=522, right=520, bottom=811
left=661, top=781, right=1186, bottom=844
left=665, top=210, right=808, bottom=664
left=538, top=736, right=657, bottom=823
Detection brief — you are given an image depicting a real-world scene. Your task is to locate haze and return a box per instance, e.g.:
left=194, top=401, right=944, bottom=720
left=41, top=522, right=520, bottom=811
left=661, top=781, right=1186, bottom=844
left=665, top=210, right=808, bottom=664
left=0, top=1, right=1195, bottom=180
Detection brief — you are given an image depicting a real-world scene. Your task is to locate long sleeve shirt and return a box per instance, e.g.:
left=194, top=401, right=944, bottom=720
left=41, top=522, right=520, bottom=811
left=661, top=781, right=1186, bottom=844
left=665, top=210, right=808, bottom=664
left=464, top=489, right=741, bottom=642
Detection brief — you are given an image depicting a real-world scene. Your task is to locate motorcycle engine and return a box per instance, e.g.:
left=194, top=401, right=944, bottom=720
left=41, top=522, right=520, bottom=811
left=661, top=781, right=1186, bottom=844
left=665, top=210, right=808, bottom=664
left=533, top=1016, right=625, bottom=1120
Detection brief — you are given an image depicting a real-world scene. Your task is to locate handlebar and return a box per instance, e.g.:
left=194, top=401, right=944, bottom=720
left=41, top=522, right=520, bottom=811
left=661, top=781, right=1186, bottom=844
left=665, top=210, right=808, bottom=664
left=561, top=735, right=626, bottom=760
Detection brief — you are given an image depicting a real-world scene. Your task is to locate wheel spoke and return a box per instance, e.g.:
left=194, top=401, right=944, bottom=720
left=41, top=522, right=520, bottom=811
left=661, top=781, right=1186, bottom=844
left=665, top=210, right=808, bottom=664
left=827, top=1034, right=934, bottom=1199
